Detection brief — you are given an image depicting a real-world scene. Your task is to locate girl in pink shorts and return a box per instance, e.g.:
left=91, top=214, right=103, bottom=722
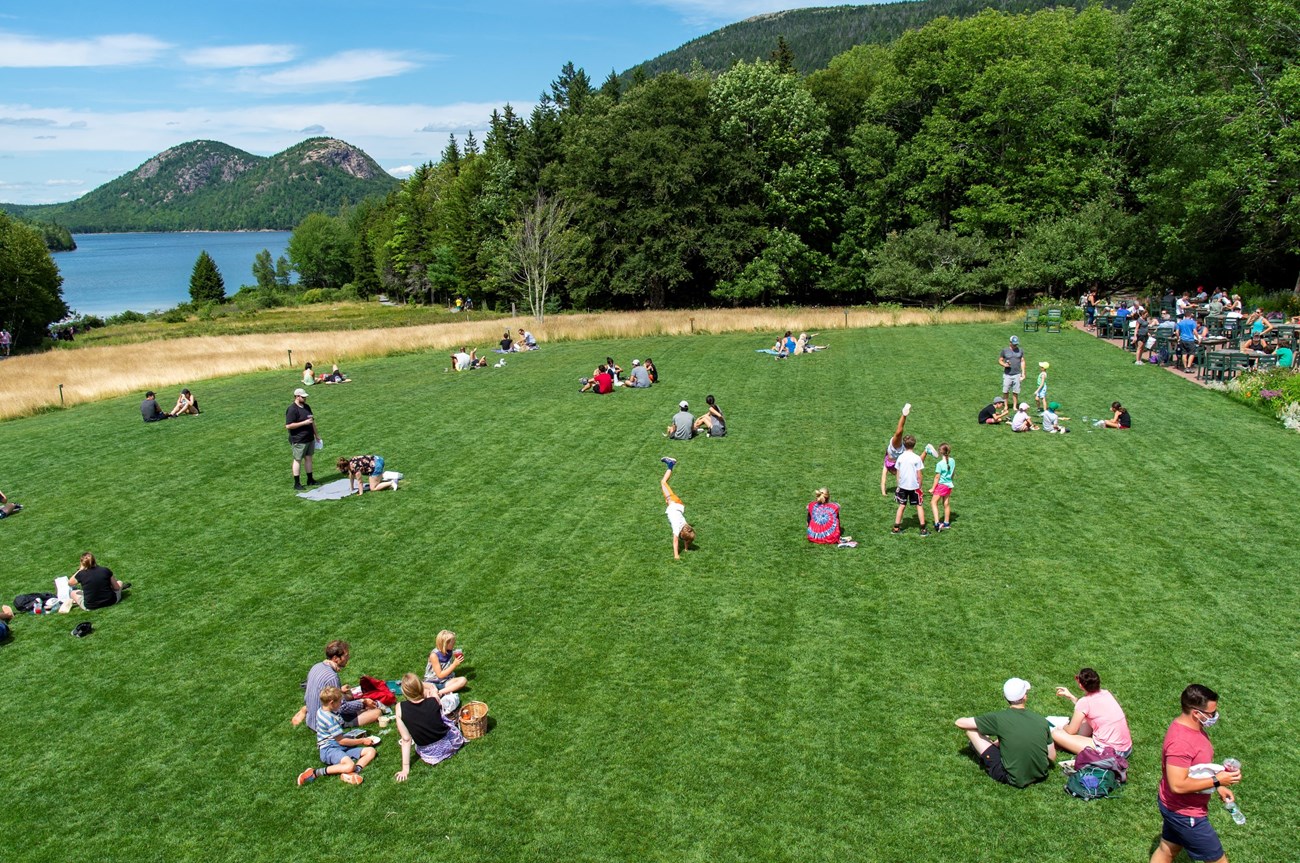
left=929, top=443, right=955, bottom=531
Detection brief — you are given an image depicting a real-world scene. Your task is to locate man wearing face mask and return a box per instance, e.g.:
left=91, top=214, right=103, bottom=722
left=1151, top=683, right=1241, bottom=863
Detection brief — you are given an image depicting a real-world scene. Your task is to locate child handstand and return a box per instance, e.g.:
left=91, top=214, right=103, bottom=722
left=881, top=404, right=912, bottom=496
left=660, top=458, right=696, bottom=559
left=298, top=685, right=379, bottom=787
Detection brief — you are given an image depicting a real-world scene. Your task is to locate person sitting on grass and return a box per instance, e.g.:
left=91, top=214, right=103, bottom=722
left=65, top=552, right=130, bottom=612
left=626, top=359, right=652, bottom=388
left=1010, top=402, right=1038, bottom=433
left=140, top=390, right=170, bottom=422
left=692, top=394, right=726, bottom=438
left=667, top=400, right=695, bottom=439
left=393, top=672, right=466, bottom=782
left=0, top=604, right=13, bottom=642
left=660, top=457, right=695, bottom=559
left=303, top=362, right=328, bottom=386
left=954, top=677, right=1056, bottom=788
left=1052, top=667, right=1134, bottom=758
left=168, top=388, right=200, bottom=416
left=605, top=357, right=624, bottom=386
left=580, top=364, right=614, bottom=394
left=977, top=397, right=1009, bottom=425
left=451, top=347, right=487, bottom=371
left=517, top=328, right=538, bottom=350
left=336, top=455, right=398, bottom=494
left=499, top=331, right=514, bottom=352
left=1096, top=401, right=1131, bottom=429
left=1041, top=402, right=1069, bottom=434
left=320, top=364, right=350, bottom=383
left=0, top=486, right=23, bottom=520
left=297, top=686, right=379, bottom=787
left=807, top=487, right=853, bottom=547
left=291, top=639, right=384, bottom=731
left=424, top=629, right=469, bottom=700
left=644, top=358, right=659, bottom=383
left=891, top=434, right=928, bottom=536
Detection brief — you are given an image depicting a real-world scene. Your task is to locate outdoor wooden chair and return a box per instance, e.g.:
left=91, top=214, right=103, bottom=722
left=1046, top=308, right=1062, bottom=333
left=1024, top=308, right=1040, bottom=332
left=1255, top=354, right=1279, bottom=371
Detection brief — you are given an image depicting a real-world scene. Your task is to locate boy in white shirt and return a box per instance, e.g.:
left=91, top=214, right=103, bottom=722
left=891, top=435, right=928, bottom=536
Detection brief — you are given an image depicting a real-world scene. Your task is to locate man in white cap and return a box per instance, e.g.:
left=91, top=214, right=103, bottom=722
left=666, top=400, right=695, bottom=440
left=999, top=335, right=1026, bottom=404
left=954, top=677, right=1055, bottom=787
left=627, top=359, right=652, bottom=389
left=286, top=388, right=321, bottom=491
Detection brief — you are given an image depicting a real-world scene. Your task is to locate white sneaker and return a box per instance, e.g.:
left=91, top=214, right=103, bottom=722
left=924, top=443, right=938, bottom=458
left=389, top=479, right=399, bottom=491
left=902, top=403, right=912, bottom=416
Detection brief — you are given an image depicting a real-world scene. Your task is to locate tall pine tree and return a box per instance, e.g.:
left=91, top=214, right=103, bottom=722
left=189, top=250, right=226, bottom=304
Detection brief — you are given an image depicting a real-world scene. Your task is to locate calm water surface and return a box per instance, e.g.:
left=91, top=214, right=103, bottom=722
left=55, top=231, right=292, bottom=317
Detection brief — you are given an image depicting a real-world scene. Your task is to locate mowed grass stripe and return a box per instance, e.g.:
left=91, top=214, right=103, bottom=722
left=1, top=323, right=1294, bottom=862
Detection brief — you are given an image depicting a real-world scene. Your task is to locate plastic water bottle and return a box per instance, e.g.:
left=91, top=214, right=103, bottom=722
left=33, top=600, right=42, bottom=615
left=1224, top=799, right=1246, bottom=825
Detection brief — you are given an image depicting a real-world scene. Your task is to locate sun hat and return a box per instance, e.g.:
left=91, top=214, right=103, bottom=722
left=1048, top=402, right=1060, bottom=411
left=679, top=400, right=689, bottom=409
left=1039, top=361, right=1049, bottom=369
left=1018, top=402, right=1029, bottom=410
left=1003, top=677, right=1031, bottom=702
left=293, top=388, right=309, bottom=398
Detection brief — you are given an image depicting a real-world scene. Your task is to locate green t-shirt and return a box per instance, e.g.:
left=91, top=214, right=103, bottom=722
left=935, top=457, right=955, bottom=488
left=975, top=707, right=1051, bottom=787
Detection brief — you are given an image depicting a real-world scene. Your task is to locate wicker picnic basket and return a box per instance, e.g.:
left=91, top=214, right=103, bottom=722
left=458, top=701, right=489, bottom=739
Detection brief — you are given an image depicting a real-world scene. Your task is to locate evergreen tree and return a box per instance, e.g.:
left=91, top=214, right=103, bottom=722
left=770, top=36, right=797, bottom=73
left=252, top=249, right=277, bottom=290
left=189, top=250, right=226, bottom=304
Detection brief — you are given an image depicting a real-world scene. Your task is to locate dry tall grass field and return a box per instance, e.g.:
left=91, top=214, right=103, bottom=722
left=0, top=306, right=1013, bottom=420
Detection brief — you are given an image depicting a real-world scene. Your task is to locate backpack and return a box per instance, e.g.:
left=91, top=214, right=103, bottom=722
left=1065, top=765, right=1122, bottom=800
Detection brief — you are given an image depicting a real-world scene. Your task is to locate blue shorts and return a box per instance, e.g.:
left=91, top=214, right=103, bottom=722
left=1158, top=801, right=1224, bottom=861
left=319, top=741, right=364, bottom=766
left=370, top=456, right=385, bottom=476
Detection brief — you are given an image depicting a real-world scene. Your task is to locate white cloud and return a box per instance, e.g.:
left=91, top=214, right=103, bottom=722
left=388, top=164, right=416, bottom=178
left=0, top=31, right=170, bottom=67
left=45, top=178, right=85, bottom=186
left=184, top=43, right=297, bottom=68
left=253, top=50, right=421, bottom=88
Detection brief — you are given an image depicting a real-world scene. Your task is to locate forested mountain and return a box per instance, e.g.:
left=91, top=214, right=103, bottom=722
left=1, top=138, right=398, bottom=233
left=630, top=0, right=1133, bottom=76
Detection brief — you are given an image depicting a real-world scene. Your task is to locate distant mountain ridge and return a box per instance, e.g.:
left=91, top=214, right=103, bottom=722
left=632, top=0, right=1133, bottom=76
left=2, top=137, right=398, bottom=233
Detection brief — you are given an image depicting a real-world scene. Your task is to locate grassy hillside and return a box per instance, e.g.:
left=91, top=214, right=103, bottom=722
left=633, top=0, right=1134, bottom=76
left=2, top=137, right=398, bottom=232
left=0, top=322, right=1289, bottom=862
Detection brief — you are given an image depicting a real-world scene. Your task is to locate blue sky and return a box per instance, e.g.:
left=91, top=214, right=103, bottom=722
left=0, top=0, right=850, bottom=205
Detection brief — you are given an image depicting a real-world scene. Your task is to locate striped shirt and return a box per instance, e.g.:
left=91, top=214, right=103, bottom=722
left=315, top=707, right=344, bottom=749
left=303, top=661, right=340, bottom=732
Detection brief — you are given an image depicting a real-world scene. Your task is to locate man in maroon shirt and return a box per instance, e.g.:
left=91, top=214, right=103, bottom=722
left=1151, top=684, right=1242, bottom=863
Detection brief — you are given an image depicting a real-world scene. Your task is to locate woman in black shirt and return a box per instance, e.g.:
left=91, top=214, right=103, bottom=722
left=68, top=552, right=128, bottom=610
left=393, top=673, right=465, bottom=781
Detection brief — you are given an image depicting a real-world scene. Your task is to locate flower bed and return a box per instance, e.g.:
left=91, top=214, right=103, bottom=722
left=1212, top=367, right=1300, bottom=432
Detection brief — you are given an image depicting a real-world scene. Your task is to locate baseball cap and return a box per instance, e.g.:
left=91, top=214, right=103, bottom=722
left=994, top=396, right=1005, bottom=404
left=1048, top=402, right=1060, bottom=411
left=1003, top=677, right=1031, bottom=702
left=1018, top=402, right=1029, bottom=410
left=632, top=358, right=641, bottom=365
left=679, top=400, right=689, bottom=409
left=293, top=388, right=309, bottom=398
left=1039, top=361, right=1049, bottom=369
left=1009, top=335, right=1019, bottom=345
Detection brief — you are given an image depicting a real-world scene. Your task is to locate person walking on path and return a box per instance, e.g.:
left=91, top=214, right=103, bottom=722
left=286, top=388, right=321, bottom=491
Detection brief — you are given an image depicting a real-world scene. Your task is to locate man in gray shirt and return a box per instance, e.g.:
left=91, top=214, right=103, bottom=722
left=667, top=401, right=695, bottom=440
left=627, top=359, right=652, bottom=388
left=999, top=336, right=1026, bottom=404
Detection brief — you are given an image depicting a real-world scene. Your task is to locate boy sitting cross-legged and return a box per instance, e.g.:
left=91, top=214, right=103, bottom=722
left=298, top=686, right=380, bottom=787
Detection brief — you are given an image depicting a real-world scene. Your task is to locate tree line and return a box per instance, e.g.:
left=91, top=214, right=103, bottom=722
left=282, top=0, right=1298, bottom=319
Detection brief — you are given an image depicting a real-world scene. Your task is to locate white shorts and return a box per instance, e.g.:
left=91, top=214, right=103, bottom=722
left=666, top=501, right=687, bottom=536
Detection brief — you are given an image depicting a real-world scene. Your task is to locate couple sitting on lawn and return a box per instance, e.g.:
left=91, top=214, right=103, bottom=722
left=141, top=388, right=199, bottom=421
left=666, top=396, right=726, bottom=439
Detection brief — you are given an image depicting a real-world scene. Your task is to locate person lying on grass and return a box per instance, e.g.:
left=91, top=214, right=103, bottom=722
left=336, top=455, right=398, bottom=494
left=1051, top=667, right=1133, bottom=758
left=424, top=629, right=468, bottom=699
left=297, top=686, right=380, bottom=787
left=0, top=604, right=12, bottom=641
left=64, top=552, right=130, bottom=612
left=168, top=388, right=199, bottom=416
left=0, top=486, right=22, bottom=519
left=451, top=347, right=487, bottom=371
left=320, top=364, right=350, bottom=383
left=393, top=673, right=466, bottom=782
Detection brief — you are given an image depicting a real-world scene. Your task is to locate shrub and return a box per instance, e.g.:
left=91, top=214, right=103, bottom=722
left=1238, top=289, right=1300, bottom=317
left=299, top=288, right=340, bottom=304
left=160, top=308, right=188, bottom=324
left=108, top=310, right=148, bottom=326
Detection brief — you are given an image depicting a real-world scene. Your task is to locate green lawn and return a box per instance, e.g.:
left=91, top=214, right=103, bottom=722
left=2, top=323, right=1292, bottom=862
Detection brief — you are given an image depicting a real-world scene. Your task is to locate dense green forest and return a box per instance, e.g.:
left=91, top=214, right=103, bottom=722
left=2, top=138, right=397, bottom=232
left=633, top=0, right=1133, bottom=77
left=282, top=0, right=1298, bottom=317
left=21, top=218, right=76, bottom=251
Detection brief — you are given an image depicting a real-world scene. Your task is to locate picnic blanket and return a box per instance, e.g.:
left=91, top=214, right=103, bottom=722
left=297, top=472, right=406, bottom=501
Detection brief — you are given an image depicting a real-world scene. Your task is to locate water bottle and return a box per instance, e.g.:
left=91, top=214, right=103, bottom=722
left=33, top=600, right=42, bottom=615
left=1221, top=759, right=1245, bottom=824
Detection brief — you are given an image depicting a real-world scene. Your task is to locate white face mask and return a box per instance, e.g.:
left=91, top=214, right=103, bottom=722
left=1196, top=710, right=1220, bottom=728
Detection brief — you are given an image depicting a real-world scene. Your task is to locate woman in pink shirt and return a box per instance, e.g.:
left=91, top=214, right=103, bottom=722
left=1052, top=667, right=1133, bottom=757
